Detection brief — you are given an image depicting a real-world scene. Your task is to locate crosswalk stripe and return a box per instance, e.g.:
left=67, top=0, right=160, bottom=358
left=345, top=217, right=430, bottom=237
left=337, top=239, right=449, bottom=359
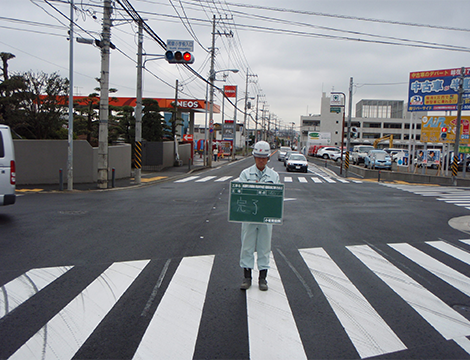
left=426, top=241, right=470, bottom=265
left=389, top=243, right=470, bottom=298
left=10, top=260, right=149, bottom=360
left=6, top=240, right=470, bottom=359
left=175, top=175, right=200, bottom=183
left=1, top=266, right=73, bottom=319
left=348, top=244, right=470, bottom=340
left=460, top=239, right=470, bottom=246
left=195, top=176, right=217, bottom=182
left=133, top=255, right=214, bottom=360
left=215, top=176, right=233, bottom=182
left=171, top=175, right=364, bottom=185
left=454, top=336, right=470, bottom=355
left=300, top=248, right=406, bottom=359
left=246, top=256, right=307, bottom=360
left=320, top=176, right=336, bottom=183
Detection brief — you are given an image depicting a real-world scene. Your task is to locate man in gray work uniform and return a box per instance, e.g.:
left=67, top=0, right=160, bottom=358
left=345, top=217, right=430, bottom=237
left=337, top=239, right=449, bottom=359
left=239, top=140, right=280, bottom=291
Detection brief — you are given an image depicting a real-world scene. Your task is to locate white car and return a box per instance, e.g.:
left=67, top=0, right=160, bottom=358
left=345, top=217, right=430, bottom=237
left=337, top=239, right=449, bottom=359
left=317, top=147, right=340, bottom=159
left=278, top=146, right=291, bottom=161
left=286, top=154, right=308, bottom=173
left=0, top=125, right=16, bottom=206
left=331, top=151, right=345, bottom=163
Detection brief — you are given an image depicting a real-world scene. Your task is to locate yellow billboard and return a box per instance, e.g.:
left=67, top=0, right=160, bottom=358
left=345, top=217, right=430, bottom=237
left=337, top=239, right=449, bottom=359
left=421, top=116, right=470, bottom=144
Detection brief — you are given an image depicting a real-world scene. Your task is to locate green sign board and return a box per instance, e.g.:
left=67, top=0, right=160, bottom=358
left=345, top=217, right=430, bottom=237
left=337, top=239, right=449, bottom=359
left=330, top=106, right=342, bottom=113
left=460, top=146, right=470, bottom=154
left=229, top=182, right=284, bottom=224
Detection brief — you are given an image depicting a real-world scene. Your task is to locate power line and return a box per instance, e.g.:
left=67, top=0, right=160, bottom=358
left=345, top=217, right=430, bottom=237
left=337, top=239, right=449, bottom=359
left=187, top=0, right=470, bottom=33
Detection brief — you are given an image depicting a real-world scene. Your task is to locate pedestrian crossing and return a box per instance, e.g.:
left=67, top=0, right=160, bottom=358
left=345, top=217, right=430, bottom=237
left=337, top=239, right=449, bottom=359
left=175, top=174, right=363, bottom=185
left=3, top=240, right=470, bottom=359
left=381, top=183, right=470, bottom=210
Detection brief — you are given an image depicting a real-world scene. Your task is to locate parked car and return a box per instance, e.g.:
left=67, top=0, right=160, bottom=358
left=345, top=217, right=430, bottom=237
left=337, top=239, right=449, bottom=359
left=317, top=147, right=340, bottom=159
left=0, top=125, right=16, bottom=206
left=331, top=151, right=345, bottom=163
left=278, top=146, right=291, bottom=161
left=364, top=150, right=392, bottom=170
left=286, top=154, right=308, bottom=173
left=352, top=145, right=374, bottom=165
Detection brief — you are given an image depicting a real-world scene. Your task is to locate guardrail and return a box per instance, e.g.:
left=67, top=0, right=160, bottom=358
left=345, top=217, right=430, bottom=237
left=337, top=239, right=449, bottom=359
left=308, top=156, right=470, bottom=187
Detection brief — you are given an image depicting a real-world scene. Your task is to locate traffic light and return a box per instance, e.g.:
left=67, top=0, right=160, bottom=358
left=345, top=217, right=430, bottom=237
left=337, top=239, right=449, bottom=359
left=165, top=50, right=194, bottom=64
left=440, top=126, right=448, bottom=140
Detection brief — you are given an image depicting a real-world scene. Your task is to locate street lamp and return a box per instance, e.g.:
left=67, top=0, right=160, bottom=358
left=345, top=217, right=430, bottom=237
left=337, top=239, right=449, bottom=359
left=206, top=69, right=238, bottom=167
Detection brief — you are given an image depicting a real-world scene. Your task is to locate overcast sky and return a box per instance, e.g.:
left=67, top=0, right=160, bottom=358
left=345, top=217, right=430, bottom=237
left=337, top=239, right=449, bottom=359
left=2, top=0, right=469, bottom=130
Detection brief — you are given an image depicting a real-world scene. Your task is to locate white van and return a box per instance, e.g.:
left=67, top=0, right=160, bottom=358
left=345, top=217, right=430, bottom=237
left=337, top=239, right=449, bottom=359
left=0, top=125, right=16, bottom=206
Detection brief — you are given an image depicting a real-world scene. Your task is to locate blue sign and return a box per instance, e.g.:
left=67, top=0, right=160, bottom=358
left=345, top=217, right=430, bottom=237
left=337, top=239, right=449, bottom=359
left=408, top=68, right=470, bottom=112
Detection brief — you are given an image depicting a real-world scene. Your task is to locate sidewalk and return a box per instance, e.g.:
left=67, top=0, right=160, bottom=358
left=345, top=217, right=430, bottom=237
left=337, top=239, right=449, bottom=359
left=16, top=155, right=244, bottom=193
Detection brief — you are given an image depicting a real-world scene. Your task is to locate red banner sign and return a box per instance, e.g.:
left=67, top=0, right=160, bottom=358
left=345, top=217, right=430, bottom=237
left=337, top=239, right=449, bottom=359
left=224, top=85, right=237, bottom=98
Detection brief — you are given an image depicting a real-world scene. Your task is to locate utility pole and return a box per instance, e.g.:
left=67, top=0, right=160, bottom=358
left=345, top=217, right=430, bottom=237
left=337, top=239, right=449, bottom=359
left=173, top=79, right=179, bottom=165
left=345, top=77, right=353, bottom=177
left=208, top=15, right=216, bottom=167
left=97, top=0, right=112, bottom=189
left=67, top=0, right=74, bottom=191
left=134, top=20, right=143, bottom=184
left=243, top=69, right=257, bottom=155
left=452, top=67, right=465, bottom=185
left=208, top=15, right=233, bottom=167
left=232, top=89, right=238, bottom=160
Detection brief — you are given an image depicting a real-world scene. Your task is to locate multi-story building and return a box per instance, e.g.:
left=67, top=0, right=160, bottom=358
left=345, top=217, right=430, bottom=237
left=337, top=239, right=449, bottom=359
left=300, top=93, right=428, bottom=150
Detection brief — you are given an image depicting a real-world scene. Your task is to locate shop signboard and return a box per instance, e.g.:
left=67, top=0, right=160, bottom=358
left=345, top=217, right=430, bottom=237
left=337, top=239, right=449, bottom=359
left=408, top=68, right=470, bottom=112
left=421, top=116, right=470, bottom=144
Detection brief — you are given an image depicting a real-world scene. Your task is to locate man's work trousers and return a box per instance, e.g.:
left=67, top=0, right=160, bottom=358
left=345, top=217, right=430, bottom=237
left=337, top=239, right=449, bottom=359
left=240, top=223, right=273, bottom=271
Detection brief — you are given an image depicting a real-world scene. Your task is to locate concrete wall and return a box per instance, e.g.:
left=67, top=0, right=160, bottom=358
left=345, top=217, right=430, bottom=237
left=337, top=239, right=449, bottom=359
left=14, top=140, right=131, bottom=185
left=142, top=141, right=191, bottom=170
left=14, top=140, right=191, bottom=185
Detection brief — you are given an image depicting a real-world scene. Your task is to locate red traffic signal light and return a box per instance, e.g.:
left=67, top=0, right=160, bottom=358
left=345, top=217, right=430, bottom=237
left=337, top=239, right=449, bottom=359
left=165, top=50, right=194, bottom=64
left=440, top=126, right=448, bottom=139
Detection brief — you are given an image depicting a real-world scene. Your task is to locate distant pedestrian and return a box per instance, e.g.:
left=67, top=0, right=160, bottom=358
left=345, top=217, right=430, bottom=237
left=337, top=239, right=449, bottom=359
left=238, top=140, right=280, bottom=291
left=213, top=147, right=218, bottom=161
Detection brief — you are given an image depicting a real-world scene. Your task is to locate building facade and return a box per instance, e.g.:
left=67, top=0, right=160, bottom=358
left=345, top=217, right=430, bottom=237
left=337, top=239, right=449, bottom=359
left=300, top=93, right=428, bottom=150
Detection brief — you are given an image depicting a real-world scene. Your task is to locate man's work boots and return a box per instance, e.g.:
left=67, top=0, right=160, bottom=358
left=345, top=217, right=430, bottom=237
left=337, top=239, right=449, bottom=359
left=240, top=268, right=252, bottom=290
left=258, top=269, right=268, bottom=291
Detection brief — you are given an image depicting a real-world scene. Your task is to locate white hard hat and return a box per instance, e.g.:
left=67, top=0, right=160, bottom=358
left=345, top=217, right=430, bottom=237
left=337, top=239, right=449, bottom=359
left=252, top=141, right=271, bottom=158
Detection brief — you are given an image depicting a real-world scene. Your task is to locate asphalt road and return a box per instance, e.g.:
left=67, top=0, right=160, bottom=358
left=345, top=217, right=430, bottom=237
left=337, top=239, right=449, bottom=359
left=1, top=156, right=470, bottom=359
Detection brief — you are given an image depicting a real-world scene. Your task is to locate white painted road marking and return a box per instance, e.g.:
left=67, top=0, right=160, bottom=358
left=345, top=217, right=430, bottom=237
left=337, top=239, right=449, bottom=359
left=0, top=266, right=73, bottom=319
left=389, top=243, right=470, bottom=298
left=10, top=260, right=149, bottom=360
left=175, top=176, right=200, bottom=183
left=348, top=244, right=470, bottom=340
left=246, top=255, right=307, bottom=360
left=133, top=255, right=214, bottom=360
left=300, top=247, right=406, bottom=359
